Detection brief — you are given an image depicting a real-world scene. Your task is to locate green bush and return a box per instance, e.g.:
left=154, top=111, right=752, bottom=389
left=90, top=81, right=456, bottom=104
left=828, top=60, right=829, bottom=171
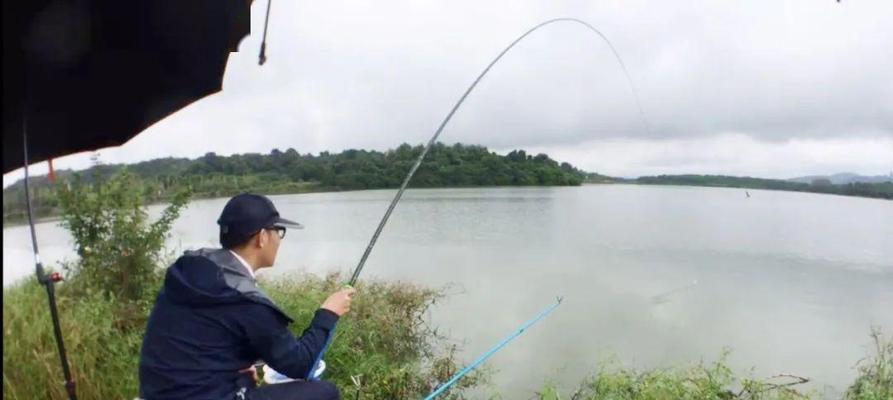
left=537, top=355, right=810, bottom=400
left=56, top=170, right=189, bottom=306
left=262, top=274, right=485, bottom=399
left=536, top=332, right=893, bottom=400
left=845, top=328, right=893, bottom=400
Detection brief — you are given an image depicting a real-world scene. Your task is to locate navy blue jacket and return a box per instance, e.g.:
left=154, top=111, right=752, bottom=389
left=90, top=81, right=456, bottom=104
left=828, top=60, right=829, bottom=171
left=139, top=249, right=338, bottom=400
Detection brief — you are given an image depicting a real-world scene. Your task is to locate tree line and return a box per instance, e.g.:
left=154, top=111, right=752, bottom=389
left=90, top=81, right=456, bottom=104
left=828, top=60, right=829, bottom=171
left=3, top=142, right=586, bottom=223
left=633, top=174, right=893, bottom=199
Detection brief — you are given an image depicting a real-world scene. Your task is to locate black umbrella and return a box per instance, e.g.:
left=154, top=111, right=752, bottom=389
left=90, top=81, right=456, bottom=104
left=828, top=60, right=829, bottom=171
left=3, top=2, right=272, bottom=399
left=3, top=0, right=254, bottom=173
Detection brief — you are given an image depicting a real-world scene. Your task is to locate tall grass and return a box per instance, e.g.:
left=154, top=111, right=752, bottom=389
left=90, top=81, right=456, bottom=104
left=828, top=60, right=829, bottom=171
left=261, top=274, right=485, bottom=399
left=6, top=275, right=890, bottom=400
left=3, top=277, right=145, bottom=399
left=535, top=331, right=893, bottom=400
left=537, top=357, right=810, bottom=400
left=845, top=328, right=893, bottom=400
left=2, top=273, right=482, bottom=400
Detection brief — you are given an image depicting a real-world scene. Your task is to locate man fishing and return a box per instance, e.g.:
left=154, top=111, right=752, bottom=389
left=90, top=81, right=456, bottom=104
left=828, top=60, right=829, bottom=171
left=139, top=193, right=355, bottom=400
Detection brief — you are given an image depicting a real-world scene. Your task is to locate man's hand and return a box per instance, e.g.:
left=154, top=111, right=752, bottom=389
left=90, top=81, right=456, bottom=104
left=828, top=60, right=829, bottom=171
left=238, top=364, right=258, bottom=383
left=321, top=287, right=356, bottom=316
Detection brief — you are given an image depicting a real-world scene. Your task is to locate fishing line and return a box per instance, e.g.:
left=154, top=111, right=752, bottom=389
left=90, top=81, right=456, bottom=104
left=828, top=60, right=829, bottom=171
left=423, top=297, right=563, bottom=400
left=305, top=17, right=652, bottom=381
left=650, top=279, right=699, bottom=305
left=349, top=17, right=650, bottom=286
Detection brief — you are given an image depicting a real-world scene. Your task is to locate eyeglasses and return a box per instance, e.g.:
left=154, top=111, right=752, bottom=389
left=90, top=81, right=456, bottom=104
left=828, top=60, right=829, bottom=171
left=266, top=226, right=287, bottom=239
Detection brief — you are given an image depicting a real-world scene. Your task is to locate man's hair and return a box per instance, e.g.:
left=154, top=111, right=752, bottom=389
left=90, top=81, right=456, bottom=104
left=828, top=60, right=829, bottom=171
left=221, top=232, right=255, bottom=250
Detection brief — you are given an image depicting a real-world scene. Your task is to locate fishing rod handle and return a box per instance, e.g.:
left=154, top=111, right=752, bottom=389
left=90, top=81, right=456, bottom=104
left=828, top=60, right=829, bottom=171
left=306, top=283, right=354, bottom=379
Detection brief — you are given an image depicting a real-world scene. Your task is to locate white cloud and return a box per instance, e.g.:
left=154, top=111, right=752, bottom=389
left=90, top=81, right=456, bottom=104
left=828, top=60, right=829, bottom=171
left=523, top=134, right=893, bottom=179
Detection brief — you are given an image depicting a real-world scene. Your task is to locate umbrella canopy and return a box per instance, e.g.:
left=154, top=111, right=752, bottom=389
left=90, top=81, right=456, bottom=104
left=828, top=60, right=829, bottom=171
left=3, top=0, right=253, bottom=173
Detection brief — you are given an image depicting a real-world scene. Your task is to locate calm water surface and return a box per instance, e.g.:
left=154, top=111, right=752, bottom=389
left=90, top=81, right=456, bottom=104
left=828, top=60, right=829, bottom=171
left=4, top=185, right=892, bottom=397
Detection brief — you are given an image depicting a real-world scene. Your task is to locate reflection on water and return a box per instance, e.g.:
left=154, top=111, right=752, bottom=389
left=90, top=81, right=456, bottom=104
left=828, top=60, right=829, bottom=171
left=4, top=185, right=892, bottom=397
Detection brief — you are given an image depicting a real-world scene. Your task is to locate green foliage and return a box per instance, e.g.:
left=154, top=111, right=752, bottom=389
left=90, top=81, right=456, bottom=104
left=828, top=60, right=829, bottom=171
left=2, top=170, right=190, bottom=399
left=263, top=274, right=486, bottom=399
left=55, top=170, right=190, bottom=305
left=4, top=167, right=487, bottom=399
left=3, top=143, right=586, bottom=224
left=584, top=172, right=620, bottom=184
left=4, top=270, right=890, bottom=400
left=3, top=278, right=146, bottom=400
left=2, top=274, right=484, bottom=400
left=845, top=328, right=893, bottom=400
left=537, top=334, right=893, bottom=400
left=539, top=356, right=810, bottom=400
left=2, top=173, right=61, bottom=224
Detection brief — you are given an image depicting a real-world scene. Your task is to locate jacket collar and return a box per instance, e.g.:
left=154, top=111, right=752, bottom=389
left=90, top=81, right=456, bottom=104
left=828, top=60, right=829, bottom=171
left=182, top=248, right=294, bottom=323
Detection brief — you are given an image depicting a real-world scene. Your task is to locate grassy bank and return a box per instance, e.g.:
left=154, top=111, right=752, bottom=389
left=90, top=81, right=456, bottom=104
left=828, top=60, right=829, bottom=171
left=2, top=273, right=482, bottom=400
left=535, top=332, right=892, bottom=400
left=5, top=275, right=891, bottom=400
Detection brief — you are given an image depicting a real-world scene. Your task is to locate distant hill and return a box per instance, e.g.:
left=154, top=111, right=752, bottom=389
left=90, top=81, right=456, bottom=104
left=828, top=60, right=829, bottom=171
left=635, top=174, right=892, bottom=200
left=788, top=173, right=893, bottom=185
left=3, top=143, right=588, bottom=225
left=583, top=172, right=623, bottom=183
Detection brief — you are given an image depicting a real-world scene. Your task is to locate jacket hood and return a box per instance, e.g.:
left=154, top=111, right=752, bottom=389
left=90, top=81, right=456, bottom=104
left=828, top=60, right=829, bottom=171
left=162, top=249, right=293, bottom=322
left=164, top=251, right=242, bottom=306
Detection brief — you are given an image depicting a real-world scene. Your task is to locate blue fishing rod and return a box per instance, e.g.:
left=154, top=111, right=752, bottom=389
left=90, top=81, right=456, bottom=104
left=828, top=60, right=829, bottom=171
left=423, top=297, right=563, bottom=400
left=305, top=17, right=647, bottom=380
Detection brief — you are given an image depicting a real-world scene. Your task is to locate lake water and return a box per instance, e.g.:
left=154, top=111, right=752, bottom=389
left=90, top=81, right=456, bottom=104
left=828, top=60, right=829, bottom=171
left=4, top=185, right=892, bottom=397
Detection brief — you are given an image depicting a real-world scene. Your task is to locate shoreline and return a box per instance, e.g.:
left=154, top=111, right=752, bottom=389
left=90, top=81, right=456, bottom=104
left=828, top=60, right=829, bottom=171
left=2, top=183, right=587, bottom=228
left=4, top=181, right=890, bottom=228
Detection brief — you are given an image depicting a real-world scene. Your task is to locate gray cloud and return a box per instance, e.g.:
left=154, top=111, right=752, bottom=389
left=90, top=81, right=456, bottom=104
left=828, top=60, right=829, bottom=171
left=186, top=0, right=893, bottom=149
left=4, top=0, right=892, bottom=185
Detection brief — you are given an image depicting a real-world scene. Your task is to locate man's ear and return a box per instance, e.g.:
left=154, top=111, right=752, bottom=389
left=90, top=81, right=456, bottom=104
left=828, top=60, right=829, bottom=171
left=257, top=230, right=267, bottom=249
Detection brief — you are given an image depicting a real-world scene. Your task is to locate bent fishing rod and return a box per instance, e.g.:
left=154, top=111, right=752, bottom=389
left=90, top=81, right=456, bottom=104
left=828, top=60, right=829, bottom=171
left=307, top=17, right=649, bottom=380
left=347, top=17, right=648, bottom=287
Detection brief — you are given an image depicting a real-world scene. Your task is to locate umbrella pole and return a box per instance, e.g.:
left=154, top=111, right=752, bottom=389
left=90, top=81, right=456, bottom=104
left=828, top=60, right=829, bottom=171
left=22, top=124, right=78, bottom=400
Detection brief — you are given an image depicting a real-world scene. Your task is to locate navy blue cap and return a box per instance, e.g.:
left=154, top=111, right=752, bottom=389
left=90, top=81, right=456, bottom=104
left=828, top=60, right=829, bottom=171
left=217, top=193, right=303, bottom=248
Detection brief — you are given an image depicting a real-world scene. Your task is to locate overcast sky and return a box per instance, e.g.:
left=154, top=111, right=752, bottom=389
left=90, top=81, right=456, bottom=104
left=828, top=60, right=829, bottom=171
left=5, top=0, right=892, bottom=186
